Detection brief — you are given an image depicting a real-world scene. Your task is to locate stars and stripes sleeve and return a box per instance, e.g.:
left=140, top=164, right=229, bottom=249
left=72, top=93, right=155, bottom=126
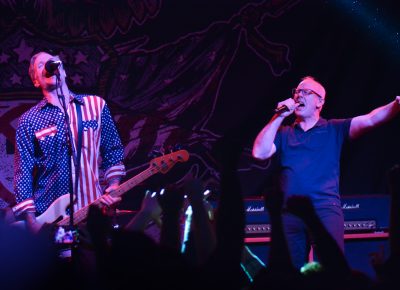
left=13, top=115, right=36, bottom=216
left=99, top=102, right=126, bottom=184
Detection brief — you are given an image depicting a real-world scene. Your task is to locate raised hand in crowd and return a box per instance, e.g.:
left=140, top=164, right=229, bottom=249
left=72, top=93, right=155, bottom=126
left=250, top=187, right=300, bottom=290
left=264, top=188, right=296, bottom=273
left=125, top=190, right=162, bottom=232
left=387, top=164, right=400, bottom=259
left=182, top=178, right=216, bottom=266
left=202, top=136, right=245, bottom=290
left=372, top=164, right=400, bottom=289
left=156, top=184, right=185, bottom=252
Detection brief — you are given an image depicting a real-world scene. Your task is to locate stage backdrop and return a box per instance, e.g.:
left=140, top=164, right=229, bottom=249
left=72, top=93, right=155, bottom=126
left=1, top=0, right=399, bottom=209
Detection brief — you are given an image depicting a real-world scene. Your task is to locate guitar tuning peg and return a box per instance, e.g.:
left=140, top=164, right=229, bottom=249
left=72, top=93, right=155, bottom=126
left=173, top=143, right=183, bottom=151
left=165, top=145, right=174, bottom=154
left=148, top=148, right=163, bottom=158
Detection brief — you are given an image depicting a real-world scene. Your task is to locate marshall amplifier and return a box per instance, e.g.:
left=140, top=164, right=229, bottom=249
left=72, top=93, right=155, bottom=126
left=243, top=198, right=270, bottom=237
left=243, top=194, right=391, bottom=237
left=341, top=194, right=390, bottom=232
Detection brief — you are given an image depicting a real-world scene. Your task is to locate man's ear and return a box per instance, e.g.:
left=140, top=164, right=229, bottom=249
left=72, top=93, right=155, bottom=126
left=317, top=97, right=325, bottom=109
left=33, top=79, right=40, bottom=88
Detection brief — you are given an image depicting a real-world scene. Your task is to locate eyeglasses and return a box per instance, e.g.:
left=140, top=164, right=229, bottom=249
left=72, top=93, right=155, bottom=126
left=292, top=88, right=323, bottom=99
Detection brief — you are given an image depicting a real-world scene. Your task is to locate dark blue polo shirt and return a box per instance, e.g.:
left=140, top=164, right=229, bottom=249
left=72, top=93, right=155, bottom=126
left=274, top=117, right=352, bottom=206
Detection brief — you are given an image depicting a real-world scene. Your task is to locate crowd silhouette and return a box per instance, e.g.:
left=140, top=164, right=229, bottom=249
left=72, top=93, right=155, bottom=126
left=1, top=139, right=399, bottom=290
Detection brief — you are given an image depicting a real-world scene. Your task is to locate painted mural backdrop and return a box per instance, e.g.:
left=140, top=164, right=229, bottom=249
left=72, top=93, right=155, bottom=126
left=1, top=0, right=399, bottom=209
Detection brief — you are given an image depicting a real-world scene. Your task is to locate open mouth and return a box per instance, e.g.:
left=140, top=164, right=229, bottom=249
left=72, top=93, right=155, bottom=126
left=296, top=102, right=305, bottom=109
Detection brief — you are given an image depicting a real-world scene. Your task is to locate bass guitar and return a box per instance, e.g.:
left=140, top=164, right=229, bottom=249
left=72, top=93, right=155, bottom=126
left=13, top=150, right=189, bottom=229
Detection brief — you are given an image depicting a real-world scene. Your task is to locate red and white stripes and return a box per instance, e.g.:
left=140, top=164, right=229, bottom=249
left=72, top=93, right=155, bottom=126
left=12, top=198, right=35, bottom=216
left=70, top=95, right=104, bottom=210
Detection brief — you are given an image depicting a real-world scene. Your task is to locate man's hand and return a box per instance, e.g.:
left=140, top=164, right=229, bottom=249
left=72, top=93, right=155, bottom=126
left=24, top=212, right=42, bottom=234
left=104, top=180, right=120, bottom=194
left=99, top=193, right=121, bottom=207
left=99, top=182, right=121, bottom=214
left=184, top=178, right=204, bottom=204
left=140, top=190, right=162, bottom=226
left=184, top=178, right=215, bottom=220
left=157, top=184, right=185, bottom=216
left=275, top=98, right=298, bottom=118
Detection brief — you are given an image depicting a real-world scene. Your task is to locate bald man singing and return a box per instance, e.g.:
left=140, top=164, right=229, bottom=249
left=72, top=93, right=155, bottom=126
left=252, top=76, right=400, bottom=269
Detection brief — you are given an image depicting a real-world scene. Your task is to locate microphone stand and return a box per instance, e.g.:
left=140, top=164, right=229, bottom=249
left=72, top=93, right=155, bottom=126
left=55, top=72, right=80, bottom=258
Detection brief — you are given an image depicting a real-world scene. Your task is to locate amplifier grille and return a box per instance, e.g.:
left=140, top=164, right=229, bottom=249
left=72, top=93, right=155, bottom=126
left=245, top=220, right=378, bottom=236
left=242, top=195, right=390, bottom=236
left=344, top=220, right=376, bottom=232
left=245, top=224, right=271, bottom=235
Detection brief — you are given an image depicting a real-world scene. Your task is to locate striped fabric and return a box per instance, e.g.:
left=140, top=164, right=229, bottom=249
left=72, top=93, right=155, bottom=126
left=69, top=94, right=125, bottom=210
left=13, top=92, right=125, bottom=216
left=12, top=198, right=35, bottom=217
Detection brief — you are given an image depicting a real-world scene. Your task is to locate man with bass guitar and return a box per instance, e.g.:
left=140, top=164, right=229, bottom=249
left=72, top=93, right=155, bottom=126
left=12, top=51, right=125, bottom=234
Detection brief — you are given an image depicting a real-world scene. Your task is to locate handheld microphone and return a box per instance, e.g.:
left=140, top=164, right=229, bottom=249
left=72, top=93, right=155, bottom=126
left=44, top=60, right=61, bottom=77
left=274, top=105, right=290, bottom=114
left=274, top=102, right=300, bottom=114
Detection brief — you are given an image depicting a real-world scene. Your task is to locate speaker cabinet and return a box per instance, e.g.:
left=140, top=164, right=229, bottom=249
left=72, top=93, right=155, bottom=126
left=245, top=232, right=389, bottom=280
left=343, top=233, right=389, bottom=280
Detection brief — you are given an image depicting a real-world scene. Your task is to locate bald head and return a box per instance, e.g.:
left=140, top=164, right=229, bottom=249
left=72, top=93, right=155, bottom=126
left=298, top=76, right=326, bottom=99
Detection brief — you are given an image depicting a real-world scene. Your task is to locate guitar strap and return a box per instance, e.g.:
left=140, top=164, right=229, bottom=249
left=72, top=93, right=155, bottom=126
left=73, top=101, right=83, bottom=202
left=57, top=98, right=83, bottom=254
left=76, top=101, right=83, bottom=172
left=70, top=100, right=83, bottom=227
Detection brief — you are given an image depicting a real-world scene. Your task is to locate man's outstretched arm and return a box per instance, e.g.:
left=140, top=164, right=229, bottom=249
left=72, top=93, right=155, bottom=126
left=349, top=96, right=400, bottom=139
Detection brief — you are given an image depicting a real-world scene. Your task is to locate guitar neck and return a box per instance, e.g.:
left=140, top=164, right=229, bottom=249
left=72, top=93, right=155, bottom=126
left=57, top=149, right=189, bottom=227
left=58, top=166, right=159, bottom=227
left=110, top=167, right=155, bottom=199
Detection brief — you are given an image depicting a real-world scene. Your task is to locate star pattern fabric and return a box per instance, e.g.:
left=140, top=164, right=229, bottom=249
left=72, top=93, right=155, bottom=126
left=13, top=92, right=125, bottom=216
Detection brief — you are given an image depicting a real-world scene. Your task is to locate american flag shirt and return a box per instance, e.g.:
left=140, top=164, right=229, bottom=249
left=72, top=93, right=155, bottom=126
left=13, top=92, right=125, bottom=216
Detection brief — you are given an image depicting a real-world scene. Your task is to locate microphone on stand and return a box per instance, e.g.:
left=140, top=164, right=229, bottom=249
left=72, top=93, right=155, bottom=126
left=44, top=60, right=62, bottom=77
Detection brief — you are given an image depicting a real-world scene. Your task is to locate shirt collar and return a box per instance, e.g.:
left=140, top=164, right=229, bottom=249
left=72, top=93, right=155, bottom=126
left=293, top=117, right=327, bottom=129
left=70, top=92, right=84, bottom=105
left=38, top=91, right=84, bottom=110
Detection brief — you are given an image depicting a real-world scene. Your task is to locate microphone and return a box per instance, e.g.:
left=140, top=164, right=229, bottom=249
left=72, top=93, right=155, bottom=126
left=44, top=60, right=61, bottom=76
left=274, top=102, right=300, bottom=114
left=274, top=105, right=290, bottom=114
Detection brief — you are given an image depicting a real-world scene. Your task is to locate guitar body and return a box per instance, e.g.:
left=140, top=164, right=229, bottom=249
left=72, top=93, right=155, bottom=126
left=12, top=194, right=71, bottom=228
left=36, top=193, right=71, bottom=225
